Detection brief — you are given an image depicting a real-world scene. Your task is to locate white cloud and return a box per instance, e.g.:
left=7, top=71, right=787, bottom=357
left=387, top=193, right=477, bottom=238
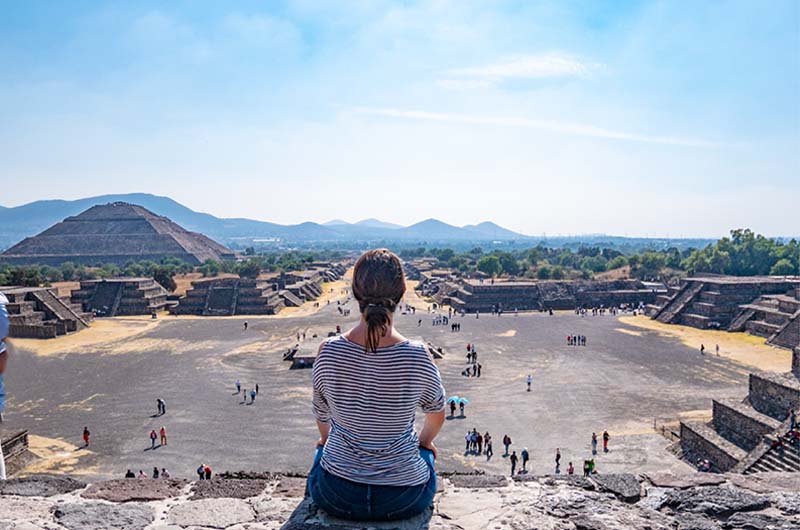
left=352, top=107, right=718, bottom=148
left=446, top=53, right=602, bottom=82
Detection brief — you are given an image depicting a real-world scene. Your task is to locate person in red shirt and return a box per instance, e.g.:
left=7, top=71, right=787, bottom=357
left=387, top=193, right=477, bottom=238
left=83, top=427, right=90, bottom=447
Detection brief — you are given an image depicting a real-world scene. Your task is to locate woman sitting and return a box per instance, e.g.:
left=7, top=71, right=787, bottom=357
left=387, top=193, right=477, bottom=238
left=308, top=249, right=446, bottom=521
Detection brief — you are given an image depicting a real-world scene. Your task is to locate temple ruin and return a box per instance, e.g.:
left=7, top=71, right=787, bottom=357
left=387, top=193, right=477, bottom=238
left=0, top=286, right=92, bottom=338
left=680, top=347, right=800, bottom=474
left=70, top=278, right=170, bottom=317
left=649, top=276, right=800, bottom=350
left=0, top=202, right=236, bottom=266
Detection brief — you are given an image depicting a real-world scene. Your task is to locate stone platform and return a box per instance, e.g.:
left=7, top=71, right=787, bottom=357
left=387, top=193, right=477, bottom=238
left=1, top=472, right=799, bottom=529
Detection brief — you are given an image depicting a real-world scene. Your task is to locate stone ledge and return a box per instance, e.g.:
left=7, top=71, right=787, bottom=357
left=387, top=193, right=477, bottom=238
left=0, top=472, right=797, bottom=529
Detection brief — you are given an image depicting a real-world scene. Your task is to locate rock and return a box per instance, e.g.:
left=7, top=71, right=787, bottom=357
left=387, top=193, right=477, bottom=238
left=674, top=514, right=723, bottom=530
left=662, top=486, right=771, bottom=518
left=190, top=478, right=269, bottom=499
left=0, top=498, right=54, bottom=523
left=728, top=473, right=800, bottom=494
left=590, top=474, right=642, bottom=503
left=273, top=476, right=308, bottom=498
left=570, top=514, right=608, bottom=530
left=167, top=497, right=255, bottom=528
left=447, top=473, right=507, bottom=488
left=0, top=475, right=85, bottom=497
left=645, top=473, right=726, bottom=489
left=81, top=478, right=187, bottom=502
left=53, top=502, right=153, bottom=530
left=723, top=512, right=799, bottom=529
left=772, top=492, right=800, bottom=515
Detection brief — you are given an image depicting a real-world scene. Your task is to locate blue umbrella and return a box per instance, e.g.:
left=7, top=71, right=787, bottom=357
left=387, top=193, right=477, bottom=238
left=458, top=397, right=470, bottom=405
left=447, top=396, right=461, bottom=404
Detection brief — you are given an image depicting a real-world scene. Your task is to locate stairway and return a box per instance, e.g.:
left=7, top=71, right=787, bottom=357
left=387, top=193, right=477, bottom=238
left=655, top=282, right=704, bottom=324
left=728, top=308, right=756, bottom=332
left=31, top=289, right=88, bottom=328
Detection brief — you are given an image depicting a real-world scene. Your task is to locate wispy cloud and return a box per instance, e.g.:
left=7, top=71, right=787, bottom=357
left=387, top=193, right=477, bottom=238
left=352, top=107, right=717, bottom=148
left=442, top=53, right=602, bottom=86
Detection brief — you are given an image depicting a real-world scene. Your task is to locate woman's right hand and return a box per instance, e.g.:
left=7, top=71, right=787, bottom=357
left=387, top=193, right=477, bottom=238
left=420, top=441, right=437, bottom=460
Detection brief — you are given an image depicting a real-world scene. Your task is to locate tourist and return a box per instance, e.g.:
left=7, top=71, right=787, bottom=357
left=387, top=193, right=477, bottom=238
left=521, top=448, right=529, bottom=472
left=255, top=383, right=259, bottom=395
left=465, top=431, right=471, bottom=452
left=152, top=466, right=160, bottom=479
left=150, top=429, right=158, bottom=449
left=204, top=465, right=212, bottom=480
left=484, top=432, right=493, bottom=458
left=588, top=459, right=596, bottom=474
left=791, top=409, right=797, bottom=431
left=603, top=431, right=610, bottom=453
left=243, top=321, right=248, bottom=331
left=449, top=400, right=456, bottom=417
left=583, top=460, right=590, bottom=477
left=160, top=426, right=167, bottom=446
left=555, top=448, right=561, bottom=467
left=700, top=344, right=705, bottom=355
left=476, top=431, right=483, bottom=454
left=509, top=451, right=518, bottom=475
left=235, top=379, right=241, bottom=394
left=568, top=462, right=574, bottom=475
left=526, top=374, right=532, bottom=392
left=476, top=363, right=482, bottom=377
left=197, top=464, right=205, bottom=480
left=307, top=249, right=445, bottom=521
left=83, top=426, right=91, bottom=447
left=503, top=434, right=512, bottom=456
left=161, top=468, right=170, bottom=478
left=0, top=292, right=9, bottom=480
left=138, top=469, right=147, bottom=479
left=250, top=388, right=257, bottom=403
left=125, top=469, right=135, bottom=479
left=459, top=400, right=465, bottom=417
left=591, top=433, right=598, bottom=455
left=156, top=398, right=166, bottom=416
left=715, top=344, right=719, bottom=356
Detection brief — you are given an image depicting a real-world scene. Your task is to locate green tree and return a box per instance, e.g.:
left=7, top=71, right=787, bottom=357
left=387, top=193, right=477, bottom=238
left=770, top=258, right=796, bottom=275
left=477, top=255, right=501, bottom=277
left=606, top=256, right=628, bottom=271
left=497, top=253, right=520, bottom=276
left=153, top=266, right=177, bottom=292
left=536, top=266, right=552, bottom=280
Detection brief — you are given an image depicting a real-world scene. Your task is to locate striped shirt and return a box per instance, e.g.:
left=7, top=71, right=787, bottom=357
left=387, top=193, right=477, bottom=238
left=312, top=335, right=445, bottom=486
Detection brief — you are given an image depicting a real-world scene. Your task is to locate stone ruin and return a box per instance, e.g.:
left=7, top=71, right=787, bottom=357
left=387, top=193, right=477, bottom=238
left=650, top=276, right=800, bottom=350
left=418, top=275, right=662, bottom=313
left=1, top=471, right=799, bottom=529
left=0, top=286, right=92, bottom=339
left=679, top=347, right=800, bottom=474
left=171, top=263, right=347, bottom=316
left=0, top=202, right=236, bottom=266
left=70, top=278, right=170, bottom=317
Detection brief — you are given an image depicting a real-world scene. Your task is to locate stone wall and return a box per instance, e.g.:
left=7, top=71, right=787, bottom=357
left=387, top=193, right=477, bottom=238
left=749, top=373, right=800, bottom=421
left=680, top=422, right=744, bottom=472
left=1, top=472, right=799, bottom=529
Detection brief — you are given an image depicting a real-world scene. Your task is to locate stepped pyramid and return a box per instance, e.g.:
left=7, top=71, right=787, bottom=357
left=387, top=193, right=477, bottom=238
left=0, top=202, right=235, bottom=266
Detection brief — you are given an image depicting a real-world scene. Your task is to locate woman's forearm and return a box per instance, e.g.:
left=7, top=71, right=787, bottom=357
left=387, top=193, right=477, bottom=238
left=316, top=420, right=330, bottom=445
left=418, top=410, right=445, bottom=447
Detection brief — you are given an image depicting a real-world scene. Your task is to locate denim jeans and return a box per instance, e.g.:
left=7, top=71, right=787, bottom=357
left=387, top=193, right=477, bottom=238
left=307, top=446, right=436, bottom=521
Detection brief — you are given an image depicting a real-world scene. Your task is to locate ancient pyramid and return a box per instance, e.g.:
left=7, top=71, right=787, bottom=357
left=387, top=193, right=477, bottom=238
left=0, top=202, right=235, bottom=266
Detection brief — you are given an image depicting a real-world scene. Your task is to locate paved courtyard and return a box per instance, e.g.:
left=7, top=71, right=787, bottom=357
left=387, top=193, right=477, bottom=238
left=5, top=296, right=767, bottom=480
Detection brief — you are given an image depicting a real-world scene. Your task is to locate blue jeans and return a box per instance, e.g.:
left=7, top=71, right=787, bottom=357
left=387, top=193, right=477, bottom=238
left=307, top=446, right=436, bottom=521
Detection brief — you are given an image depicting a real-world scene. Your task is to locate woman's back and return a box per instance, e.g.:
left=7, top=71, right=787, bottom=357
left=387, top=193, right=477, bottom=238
left=312, top=335, right=444, bottom=486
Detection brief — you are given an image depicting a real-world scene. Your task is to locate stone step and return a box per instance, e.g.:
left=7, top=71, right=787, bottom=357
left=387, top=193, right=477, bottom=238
left=679, top=421, right=747, bottom=472
left=712, top=399, right=781, bottom=451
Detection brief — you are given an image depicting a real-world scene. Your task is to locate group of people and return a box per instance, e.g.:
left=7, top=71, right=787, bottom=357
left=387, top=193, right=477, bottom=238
left=699, top=343, right=720, bottom=356
left=196, top=464, right=213, bottom=480
left=235, top=379, right=259, bottom=404
left=462, top=344, right=482, bottom=377
left=148, top=427, right=168, bottom=449
left=125, top=467, right=170, bottom=479
left=430, top=315, right=450, bottom=326
left=591, top=431, right=611, bottom=454
left=567, top=335, right=587, bottom=346
left=448, top=399, right=467, bottom=418
left=464, top=428, right=493, bottom=458
left=450, top=322, right=462, bottom=332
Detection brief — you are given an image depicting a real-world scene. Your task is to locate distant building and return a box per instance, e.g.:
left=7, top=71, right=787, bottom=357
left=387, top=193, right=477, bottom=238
left=0, top=202, right=235, bottom=266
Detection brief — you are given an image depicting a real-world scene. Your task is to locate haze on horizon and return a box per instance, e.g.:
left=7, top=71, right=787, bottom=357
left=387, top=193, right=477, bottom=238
left=0, top=1, right=798, bottom=239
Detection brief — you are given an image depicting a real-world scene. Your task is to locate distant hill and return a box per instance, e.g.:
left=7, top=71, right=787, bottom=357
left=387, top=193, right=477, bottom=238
left=0, top=193, right=528, bottom=249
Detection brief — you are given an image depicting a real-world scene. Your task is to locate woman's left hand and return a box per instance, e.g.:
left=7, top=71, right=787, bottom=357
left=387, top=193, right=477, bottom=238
left=420, top=441, right=437, bottom=460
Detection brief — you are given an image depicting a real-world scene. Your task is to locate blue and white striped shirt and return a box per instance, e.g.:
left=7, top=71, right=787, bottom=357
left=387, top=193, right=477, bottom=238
left=312, top=335, right=445, bottom=486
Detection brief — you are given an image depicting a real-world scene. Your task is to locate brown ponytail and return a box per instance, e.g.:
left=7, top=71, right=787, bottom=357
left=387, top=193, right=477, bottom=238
left=352, top=249, right=406, bottom=353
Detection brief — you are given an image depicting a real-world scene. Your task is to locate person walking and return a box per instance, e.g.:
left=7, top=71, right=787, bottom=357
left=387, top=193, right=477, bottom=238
left=449, top=400, right=456, bottom=417
left=521, top=448, right=529, bottom=472
left=700, top=344, right=705, bottom=355
left=509, top=451, right=518, bottom=476
left=197, top=464, right=205, bottom=480
left=459, top=400, right=465, bottom=418
left=526, top=374, right=532, bottom=392
left=503, top=434, right=512, bottom=456
left=307, top=249, right=446, bottom=522
left=83, top=427, right=91, bottom=447
left=484, top=432, right=493, bottom=458
left=603, top=431, right=610, bottom=453
left=591, top=433, right=598, bottom=455
left=555, top=448, right=561, bottom=467
left=149, top=429, right=158, bottom=449
left=204, top=465, right=212, bottom=480
left=159, top=426, right=167, bottom=446
left=465, top=431, right=471, bottom=452
left=235, top=379, right=241, bottom=394
left=250, top=388, right=257, bottom=403
left=255, top=383, right=259, bottom=395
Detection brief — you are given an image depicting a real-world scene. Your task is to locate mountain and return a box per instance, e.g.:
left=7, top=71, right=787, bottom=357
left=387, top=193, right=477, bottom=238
left=0, top=193, right=528, bottom=250
left=323, top=219, right=349, bottom=226
left=354, top=218, right=402, bottom=230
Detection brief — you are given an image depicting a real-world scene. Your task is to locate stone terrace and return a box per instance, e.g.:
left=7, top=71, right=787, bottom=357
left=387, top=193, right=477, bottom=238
left=2, top=472, right=800, bottom=529
left=0, top=286, right=91, bottom=339
left=70, top=278, right=170, bottom=317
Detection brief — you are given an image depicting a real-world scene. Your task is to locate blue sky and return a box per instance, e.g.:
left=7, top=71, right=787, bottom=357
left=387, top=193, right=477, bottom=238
left=0, top=0, right=797, bottom=237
